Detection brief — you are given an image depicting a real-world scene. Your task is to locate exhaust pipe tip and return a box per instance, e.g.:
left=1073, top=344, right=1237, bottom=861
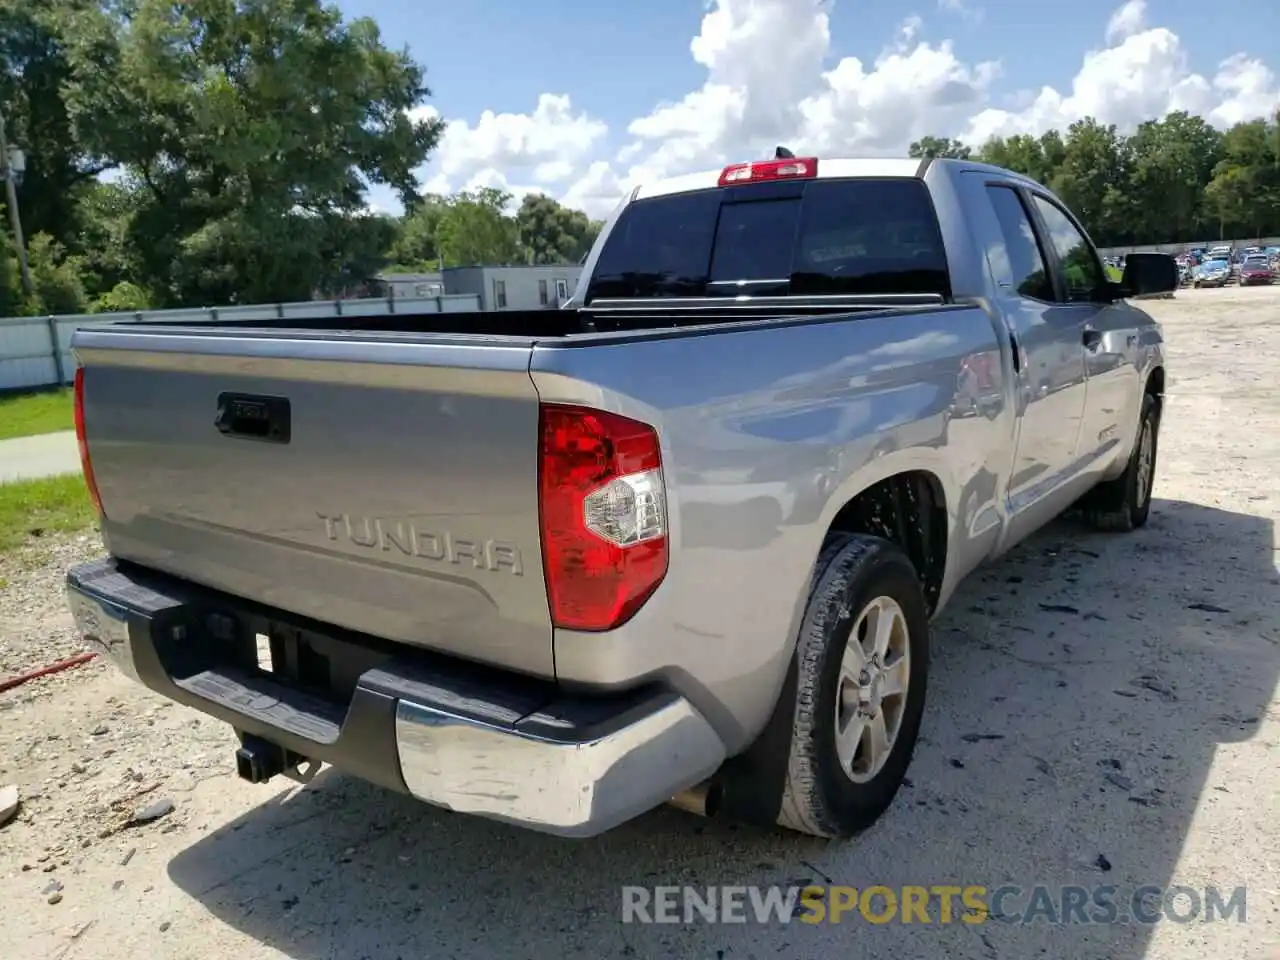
left=668, top=779, right=723, bottom=818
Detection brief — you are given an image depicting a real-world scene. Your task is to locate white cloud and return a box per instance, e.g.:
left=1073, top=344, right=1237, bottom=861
left=1105, top=0, right=1146, bottom=45
left=898, top=15, right=924, bottom=45
left=427, top=93, right=605, bottom=183
left=532, top=160, right=576, bottom=183
left=560, top=161, right=627, bottom=219
left=415, top=0, right=1278, bottom=218
left=962, top=18, right=1278, bottom=144
left=938, top=0, right=983, bottom=25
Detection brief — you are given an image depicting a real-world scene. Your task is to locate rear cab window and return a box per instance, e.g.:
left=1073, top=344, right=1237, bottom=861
left=584, top=178, right=951, bottom=303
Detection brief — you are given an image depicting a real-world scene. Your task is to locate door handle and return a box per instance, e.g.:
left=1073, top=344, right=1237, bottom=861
left=1082, top=326, right=1102, bottom=350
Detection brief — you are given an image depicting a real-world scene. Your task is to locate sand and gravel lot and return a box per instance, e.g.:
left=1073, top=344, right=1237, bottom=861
left=2, top=285, right=1278, bottom=960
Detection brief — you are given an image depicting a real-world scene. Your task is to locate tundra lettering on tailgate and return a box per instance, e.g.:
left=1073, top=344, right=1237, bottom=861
left=317, top=512, right=524, bottom=575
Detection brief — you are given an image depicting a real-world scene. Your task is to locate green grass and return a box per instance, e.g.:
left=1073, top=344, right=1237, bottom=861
left=0, top=474, right=97, bottom=553
left=0, top=388, right=75, bottom=440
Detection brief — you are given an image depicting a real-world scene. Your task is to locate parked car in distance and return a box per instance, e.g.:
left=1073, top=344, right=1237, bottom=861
left=65, top=154, right=1177, bottom=841
left=1193, top=258, right=1231, bottom=287
left=1240, top=255, right=1274, bottom=285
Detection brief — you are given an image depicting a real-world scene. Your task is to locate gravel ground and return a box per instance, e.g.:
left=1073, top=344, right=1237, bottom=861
left=1, top=285, right=1278, bottom=960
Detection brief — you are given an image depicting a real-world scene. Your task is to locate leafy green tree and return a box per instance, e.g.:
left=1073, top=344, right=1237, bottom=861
left=0, top=225, right=25, bottom=316
left=514, top=193, right=599, bottom=264
left=435, top=188, right=520, bottom=266
left=75, top=180, right=141, bottom=298
left=55, top=0, right=444, bottom=306
left=1204, top=120, right=1280, bottom=237
left=1, top=4, right=1278, bottom=319
left=387, top=195, right=447, bottom=268
left=969, top=114, right=1280, bottom=245
left=24, top=232, right=87, bottom=314
left=316, top=213, right=400, bottom=295
left=90, top=281, right=150, bottom=313
left=978, top=134, right=1054, bottom=186
left=908, top=136, right=971, bottom=160
left=1047, top=118, right=1134, bottom=244
left=1126, top=112, right=1222, bottom=242
left=0, top=0, right=109, bottom=248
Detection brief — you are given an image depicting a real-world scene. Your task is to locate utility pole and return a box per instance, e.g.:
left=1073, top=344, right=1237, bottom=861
left=0, top=108, right=33, bottom=297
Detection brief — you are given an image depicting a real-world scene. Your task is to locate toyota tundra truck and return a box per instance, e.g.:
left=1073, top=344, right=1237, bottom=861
left=65, top=155, right=1177, bottom=839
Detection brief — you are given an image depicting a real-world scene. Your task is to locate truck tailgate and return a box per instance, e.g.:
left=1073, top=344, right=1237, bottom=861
left=73, top=327, right=553, bottom=678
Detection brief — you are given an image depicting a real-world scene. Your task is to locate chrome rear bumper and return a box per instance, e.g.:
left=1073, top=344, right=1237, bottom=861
left=67, top=557, right=725, bottom=837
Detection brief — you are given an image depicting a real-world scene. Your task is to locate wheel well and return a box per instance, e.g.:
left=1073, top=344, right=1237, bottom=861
left=1145, top=366, right=1165, bottom=412
left=825, top=471, right=947, bottom=613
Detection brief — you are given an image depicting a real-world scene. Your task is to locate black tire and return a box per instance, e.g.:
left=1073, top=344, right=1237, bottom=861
left=1080, top=392, right=1160, bottom=532
left=775, top=534, right=930, bottom=838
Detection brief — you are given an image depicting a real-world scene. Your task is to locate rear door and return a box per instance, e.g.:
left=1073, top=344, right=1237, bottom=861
left=1025, top=192, right=1141, bottom=470
left=75, top=328, right=555, bottom=677
left=978, top=182, right=1089, bottom=520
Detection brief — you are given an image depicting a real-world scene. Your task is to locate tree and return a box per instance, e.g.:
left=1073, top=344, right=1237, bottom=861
left=514, top=194, right=599, bottom=264
left=75, top=180, right=141, bottom=297
left=56, top=0, right=444, bottom=306
left=978, top=134, right=1054, bottom=184
left=908, top=136, right=971, bottom=160
left=966, top=113, right=1280, bottom=246
left=2, top=7, right=1278, bottom=319
left=1045, top=118, right=1133, bottom=244
left=1204, top=120, right=1280, bottom=238
left=435, top=188, right=520, bottom=266
left=0, top=0, right=108, bottom=248
left=387, top=194, right=447, bottom=267
left=0, top=224, right=25, bottom=316
left=316, top=212, right=400, bottom=296
left=1125, top=112, right=1221, bottom=242
left=90, top=281, right=150, bottom=313
left=24, top=232, right=87, bottom=314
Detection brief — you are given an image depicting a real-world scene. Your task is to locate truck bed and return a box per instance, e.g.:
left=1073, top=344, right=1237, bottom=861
left=106, top=292, right=945, bottom=337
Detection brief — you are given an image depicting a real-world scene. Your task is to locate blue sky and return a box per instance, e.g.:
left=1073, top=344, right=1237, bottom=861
left=336, top=0, right=1280, bottom=216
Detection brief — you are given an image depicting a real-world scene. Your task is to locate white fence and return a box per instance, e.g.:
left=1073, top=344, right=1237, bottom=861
left=0, top=293, right=483, bottom=392
left=1097, top=236, right=1280, bottom=258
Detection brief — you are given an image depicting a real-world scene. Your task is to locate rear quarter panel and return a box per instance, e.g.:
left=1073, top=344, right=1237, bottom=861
left=531, top=306, right=1009, bottom=750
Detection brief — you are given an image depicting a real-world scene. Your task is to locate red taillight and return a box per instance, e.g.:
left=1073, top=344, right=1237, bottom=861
left=718, top=157, right=818, bottom=187
left=73, top=367, right=104, bottom=518
left=538, top=404, right=669, bottom=632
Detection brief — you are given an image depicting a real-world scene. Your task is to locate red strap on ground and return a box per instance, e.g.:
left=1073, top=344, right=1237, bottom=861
left=0, top=652, right=98, bottom=694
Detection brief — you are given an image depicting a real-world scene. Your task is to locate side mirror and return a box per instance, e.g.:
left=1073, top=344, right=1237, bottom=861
left=1118, top=252, right=1179, bottom=299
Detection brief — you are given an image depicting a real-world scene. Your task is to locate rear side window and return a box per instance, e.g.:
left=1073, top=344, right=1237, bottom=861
left=585, top=178, right=950, bottom=302
left=984, top=185, right=1054, bottom=302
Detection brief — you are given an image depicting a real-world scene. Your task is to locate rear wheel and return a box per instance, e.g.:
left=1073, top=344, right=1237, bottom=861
left=1081, top=392, right=1159, bottom=532
left=773, top=535, right=930, bottom=838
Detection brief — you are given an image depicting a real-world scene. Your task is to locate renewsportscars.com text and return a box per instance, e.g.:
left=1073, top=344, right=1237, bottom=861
left=620, top=884, right=1248, bottom=926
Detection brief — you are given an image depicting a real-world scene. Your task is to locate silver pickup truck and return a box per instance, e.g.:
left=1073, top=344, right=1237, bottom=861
left=65, top=155, right=1178, bottom=840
